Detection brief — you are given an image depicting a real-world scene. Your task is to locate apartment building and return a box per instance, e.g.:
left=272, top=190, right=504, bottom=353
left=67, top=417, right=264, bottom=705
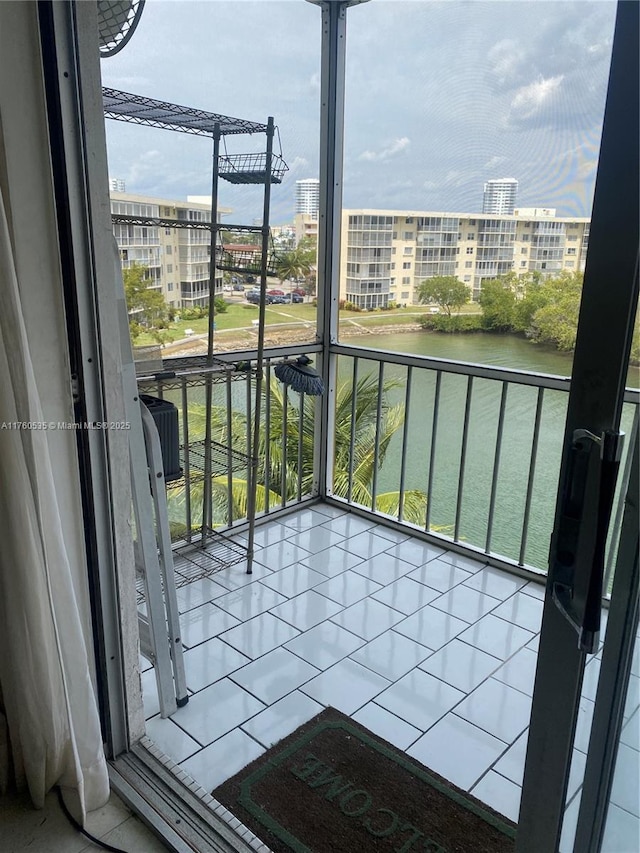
left=110, top=192, right=229, bottom=309
left=482, top=178, right=518, bottom=215
left=295, top=178, right=320, bottom=218
left=341, top=209, right=590, bottom=310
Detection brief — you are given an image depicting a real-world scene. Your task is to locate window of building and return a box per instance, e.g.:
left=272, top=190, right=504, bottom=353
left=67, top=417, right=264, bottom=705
left=464, top=275, right=471, bottom=282
left=467, top=233, right=475, bottom=240
left=402, top=262, right=411, bottom=269
left=401, top=291, right=410, bottom=300
left=403, top=247, right=413, bottom=255
left=165, top=245, right=172, bottom=255
left=390, top=262, right=396, bottom=270
left=521, top=261, right=527, bottom=268
left=567, top=248, right=576, bottom=255
left=469, top=219, right=476, bottom=225
left=403, top=231, right=413, bottom=240
left=167, top=282, right=173, bottom=291
left=568, top=235, right=578, bottom=241
left=392, top=232, right=397, bottom=239
left=166, top=264, right=173, bottom=273
left=405, top=217, right=413, bottom=224
left=402, top=276, right=411, bottom=284
left=466, top=246, right=474, bottom=254
left=391, top=247, right=396, bottom=254
left=521, top=248, right=528, bottom=254
left=164, top=228, right=171, bottom=235
left=565, top=261, right=575, bottom=268
left=390, top=277, right=395, bottom=285
left=465, top=261, right=472, bottom=268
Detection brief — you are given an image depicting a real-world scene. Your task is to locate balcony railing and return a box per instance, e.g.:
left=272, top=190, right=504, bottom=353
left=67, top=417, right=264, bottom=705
left=136, top=345, right=638, bottom=591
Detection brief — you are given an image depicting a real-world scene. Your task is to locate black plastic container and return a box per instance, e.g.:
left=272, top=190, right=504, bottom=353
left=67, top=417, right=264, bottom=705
left=140, top=394, right=181, bottom=482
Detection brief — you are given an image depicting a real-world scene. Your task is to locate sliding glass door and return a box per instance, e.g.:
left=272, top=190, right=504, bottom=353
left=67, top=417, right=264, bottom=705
left=517, top=3, right=639, bottom=850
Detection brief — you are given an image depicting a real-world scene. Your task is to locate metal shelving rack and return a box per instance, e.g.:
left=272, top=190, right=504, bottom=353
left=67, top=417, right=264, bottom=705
left=106, top=88, right=288, bottom=581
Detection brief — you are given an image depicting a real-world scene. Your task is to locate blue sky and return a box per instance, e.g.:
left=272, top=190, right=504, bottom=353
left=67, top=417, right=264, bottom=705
left=101, top=0, right=617, bottom=224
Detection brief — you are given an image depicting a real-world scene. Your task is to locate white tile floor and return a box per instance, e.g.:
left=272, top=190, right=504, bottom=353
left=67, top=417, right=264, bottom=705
left=141, top=503, right=640, bottom=849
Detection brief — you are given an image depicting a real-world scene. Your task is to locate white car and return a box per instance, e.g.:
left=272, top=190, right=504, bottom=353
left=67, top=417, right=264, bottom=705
left=222, top=285, right=233, bottom=292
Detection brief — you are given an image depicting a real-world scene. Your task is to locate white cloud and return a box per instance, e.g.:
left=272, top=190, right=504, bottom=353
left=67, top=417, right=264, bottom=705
left=488, top=39, right=522, bottom=85
left=358, top=137, right=410, bottom=162
left=510, top=75, right=564, bottom=121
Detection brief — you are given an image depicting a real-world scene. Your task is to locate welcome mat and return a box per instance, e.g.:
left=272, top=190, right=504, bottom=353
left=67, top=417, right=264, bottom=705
left=213, top=708, right=516, bottom=853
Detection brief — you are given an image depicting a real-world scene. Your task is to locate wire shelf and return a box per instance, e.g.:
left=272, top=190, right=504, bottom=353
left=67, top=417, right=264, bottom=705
left=164, top=439, right=255, bottom=490
left=173, top=530, right=249, bottom=584
left=218, top=152, right=288, bottom=184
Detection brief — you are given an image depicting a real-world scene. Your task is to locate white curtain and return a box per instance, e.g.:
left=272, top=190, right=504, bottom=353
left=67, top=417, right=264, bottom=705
left=0, top=183, right=110, bottom=821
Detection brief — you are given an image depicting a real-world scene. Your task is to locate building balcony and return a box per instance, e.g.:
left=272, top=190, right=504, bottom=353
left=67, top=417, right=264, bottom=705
left=135, top=344, right=639, bottom=842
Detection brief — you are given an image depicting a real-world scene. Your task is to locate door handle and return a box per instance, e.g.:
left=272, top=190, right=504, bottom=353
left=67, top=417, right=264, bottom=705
left=551, top=428, right=624, bottom=653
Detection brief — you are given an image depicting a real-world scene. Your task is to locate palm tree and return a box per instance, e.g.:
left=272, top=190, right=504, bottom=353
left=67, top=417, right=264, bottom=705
left=273, top=241, right=314, bottom=288
left=166, top=372, right=428, bottom=535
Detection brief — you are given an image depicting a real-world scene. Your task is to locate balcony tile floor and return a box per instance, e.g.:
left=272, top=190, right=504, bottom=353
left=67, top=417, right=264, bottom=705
left=140, top=504, right=639, bottom=849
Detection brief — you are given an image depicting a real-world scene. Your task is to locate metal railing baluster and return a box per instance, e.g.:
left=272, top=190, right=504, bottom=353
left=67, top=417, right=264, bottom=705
left=485, top=381, right=508, bottom=554
left=519, top=387, right=545, bottom=566
left=347, top=357, right=359, bottom=504
left=371, top=361, right=385, bottom=513
left=398, top=366, right=412, bottom=524
left=454, top=376, right=474, bottom=542
left=425, top=370, right=442, bottom=532
left=281, top=382, right=288, bottom=508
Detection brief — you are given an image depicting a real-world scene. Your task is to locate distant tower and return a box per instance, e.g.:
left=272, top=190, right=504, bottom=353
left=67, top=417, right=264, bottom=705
left=295, top=178, right=320, bottom=219
left=482, top=178, right=518, bottom=215
left=109, top=177, right=126, bottom=192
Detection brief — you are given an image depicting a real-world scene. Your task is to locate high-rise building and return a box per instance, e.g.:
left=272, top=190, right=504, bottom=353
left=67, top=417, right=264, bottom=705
left=109, top=177, right=126, bottom=192
left=295, top=178, right=320, bottom=219
left=482, top=178, right=518, bottom=215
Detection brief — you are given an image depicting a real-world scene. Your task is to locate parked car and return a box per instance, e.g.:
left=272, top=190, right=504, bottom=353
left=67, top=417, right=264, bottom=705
left=292, top=288, right=306, bottom=297
left=291, top=293, right=304, bottom=304
left=222, top=284, right=233, bottom=292
left=267, top=289, right=285, bottom=296
left=246, top=290, right=261, bottom=304
left=233, top=283, right=245, bottom=292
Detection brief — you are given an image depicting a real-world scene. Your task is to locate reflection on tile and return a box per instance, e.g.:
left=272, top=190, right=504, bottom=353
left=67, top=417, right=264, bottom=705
left=281, top=508, right=338, bottom=532
left=286, top=527, right=346, bottom=553
left=393, top=605, right=468, bottom=650
left=372, top=576, right=441, bottom=615
left=176, top=577, right=228, bottom=613
left=419, top=639, right=501, bottom=693
left=353, top=703, right=421, bottom=751
left=145, top=717, right=200, bottom=763
left=459, top=614, right=534, bottom=660
left=408, top=559, right=472, bottom=593
left=493, top=647, right=539, bottom=696
left=352, top=552, right=419, bottom=587
left=214, top=561, right=273, bottom=591
left=180, top=728, right=264, bottom=792
left=312, top=503, right=347, bottom=519
left=214, top=584, right=286, bottom=621
left=141, top=668, right=160, bottom=720
left=463, top=566, right=527, bottom=601
left=373, top=526, right=411, bottom=544
left=330, top=598, right=405, bottom=641
left=471, top=771, right=521, bottom=823
left=284, top=621, right=365, bottom=670
left=439, top=551, right=486, bottom=573
left=314, top=570, right=383, bottom=607
left=573, top=696, right=595, bottom=753
left=492, top=592, right=543, bottom=633
left=621, top=709, right=639, bottom=751
left=230, top=648, right=318, bottom=705
left=251, top=522, right=294, bottom=547
left=351, top=630, right=432, bottom=682
left=171, top=678, right=264, bottom=746
left=180, top=603, right=240, bottom=649
left=455, top=678, right=532, bottom=744
left=271, top=590, right=344, bottom=632
left=431, top=585, right=501, bottom=624
left=376, top=669, right=464, bottom=732
left=610, top=743, right=640, bottom=817
left=408, top=713, right=507, bottom=791
left=602, top=802, right=640, bottom=853
left=520, top=581, right=546, bottom=600
left=183, top=637, right=250, bottom=692
left=241, top=691, right=324, bottom=749
left=260, top=564, right=327, bottom=597
left=339, top=531, right=394, bottom=559
left=300, top=547, right=364, bottom=578
left=301, top=658, right=390, bottom=715
left=220, top=612, right=299, bottom=659
left=383, top=539, right=446, bottom=567
left=320, top=513, right=376, bottom=538
left=494, top=731, right=528, bottom=786
left=253, top=539, right=312, bottom=572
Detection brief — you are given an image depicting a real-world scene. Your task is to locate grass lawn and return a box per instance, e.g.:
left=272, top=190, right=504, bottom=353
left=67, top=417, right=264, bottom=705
left=132, top=300, right=480, bottom=346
